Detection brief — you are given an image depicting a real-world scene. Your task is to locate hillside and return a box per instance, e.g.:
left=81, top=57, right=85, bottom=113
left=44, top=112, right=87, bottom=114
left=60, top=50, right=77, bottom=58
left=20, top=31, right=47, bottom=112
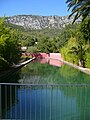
left=6, top=15, right=81, bottom=30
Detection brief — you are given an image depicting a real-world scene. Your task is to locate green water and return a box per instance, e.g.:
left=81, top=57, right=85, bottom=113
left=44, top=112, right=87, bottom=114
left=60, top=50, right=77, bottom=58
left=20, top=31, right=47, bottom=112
left=1, top=59, right=90, bottom=120
left=19, top=60, right=90, bottom=84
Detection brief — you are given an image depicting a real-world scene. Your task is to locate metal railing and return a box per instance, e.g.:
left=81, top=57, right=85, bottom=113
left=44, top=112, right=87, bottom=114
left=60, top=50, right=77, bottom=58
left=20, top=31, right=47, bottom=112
left=0, top=83, right=90, bottom=120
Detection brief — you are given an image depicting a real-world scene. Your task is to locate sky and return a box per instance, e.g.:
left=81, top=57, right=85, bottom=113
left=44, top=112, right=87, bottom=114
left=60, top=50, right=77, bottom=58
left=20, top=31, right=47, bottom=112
left=0, top=0, right=71, bottom=17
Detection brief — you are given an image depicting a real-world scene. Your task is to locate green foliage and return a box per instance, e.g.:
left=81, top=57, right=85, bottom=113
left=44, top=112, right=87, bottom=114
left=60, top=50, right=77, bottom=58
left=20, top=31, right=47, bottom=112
left=5, top=17, right=90, bottom=68
left=37, top=36, right=52, bottom=53
left=0, top=18, right=21, bottom=70
left=26, top=46, right=38, bottom=53
left=61, top=35, right=90, bottom=67
left=60, top=17, right=90, bottom=68
left=16, top=23, right=78, bottom=54
left=57, top=23, right=79, bottom=48
left=79, top=17, right=90, bottom=41
left=66, top=0, right=90, bottom=23
left=60, top=37, right=78, bottom=64
left=0, top=56, right=9, bottom=70
left=85, top=53, right=90, bottom=68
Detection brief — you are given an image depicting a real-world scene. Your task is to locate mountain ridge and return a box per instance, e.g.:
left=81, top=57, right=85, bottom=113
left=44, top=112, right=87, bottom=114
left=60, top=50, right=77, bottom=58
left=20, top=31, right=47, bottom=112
left=6, top=15, right=81, bottom=30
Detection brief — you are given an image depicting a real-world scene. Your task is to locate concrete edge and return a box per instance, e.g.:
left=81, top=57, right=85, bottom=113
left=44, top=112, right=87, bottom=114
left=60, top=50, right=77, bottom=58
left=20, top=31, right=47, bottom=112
left=48, top=57, right=90, bottom=75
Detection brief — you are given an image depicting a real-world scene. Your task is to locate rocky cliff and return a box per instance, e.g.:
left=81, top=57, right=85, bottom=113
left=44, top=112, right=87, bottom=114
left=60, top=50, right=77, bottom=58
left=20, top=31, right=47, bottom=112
left=6, top=15, right=81, bottom=29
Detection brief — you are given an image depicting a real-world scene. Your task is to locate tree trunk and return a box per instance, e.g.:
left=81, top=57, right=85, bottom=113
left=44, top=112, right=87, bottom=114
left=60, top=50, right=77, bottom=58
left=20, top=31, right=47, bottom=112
left=79, top=59, right=85, bottom=67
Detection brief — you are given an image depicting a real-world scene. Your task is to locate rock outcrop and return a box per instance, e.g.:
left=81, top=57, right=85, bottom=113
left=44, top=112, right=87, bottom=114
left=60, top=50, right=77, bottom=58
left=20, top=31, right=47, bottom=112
left=6, top=15, right=81, bottom=29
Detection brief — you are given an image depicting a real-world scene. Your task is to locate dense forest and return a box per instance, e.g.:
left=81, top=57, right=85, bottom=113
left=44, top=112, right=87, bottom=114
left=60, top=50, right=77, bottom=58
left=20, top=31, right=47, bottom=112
left=0, top=16, right=90, bottom=71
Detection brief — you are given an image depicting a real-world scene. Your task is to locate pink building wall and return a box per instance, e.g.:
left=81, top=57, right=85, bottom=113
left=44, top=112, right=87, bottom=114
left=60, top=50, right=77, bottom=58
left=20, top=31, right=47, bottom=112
left=22, top=53, right=63, bottom=60
left=49, top=53, right=62, bottom=60
left=39, top=53, right=49, bottom=58
left=49, top=59, right=63, bottom=67
left=22, top=53, right=49, bottom=58
left=39, top=58, right=49, bottom=64
left=22, top=52, right=63, bottom=67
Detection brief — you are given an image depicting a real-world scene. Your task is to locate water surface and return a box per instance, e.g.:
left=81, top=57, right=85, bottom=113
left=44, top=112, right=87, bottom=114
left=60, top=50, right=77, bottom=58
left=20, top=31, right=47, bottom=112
left=1, top=59, right=90, bottom=120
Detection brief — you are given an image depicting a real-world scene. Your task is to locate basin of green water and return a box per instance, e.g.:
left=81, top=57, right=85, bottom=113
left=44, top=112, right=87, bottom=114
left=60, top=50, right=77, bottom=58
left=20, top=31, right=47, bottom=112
left=1, top=59, right=90, bottom=120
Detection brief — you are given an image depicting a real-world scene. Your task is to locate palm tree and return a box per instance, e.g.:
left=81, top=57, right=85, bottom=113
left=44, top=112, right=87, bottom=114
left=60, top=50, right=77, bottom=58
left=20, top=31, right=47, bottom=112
left=66, top=0, right=90, bottom=23
left=69, top=45, right=85, bottom=67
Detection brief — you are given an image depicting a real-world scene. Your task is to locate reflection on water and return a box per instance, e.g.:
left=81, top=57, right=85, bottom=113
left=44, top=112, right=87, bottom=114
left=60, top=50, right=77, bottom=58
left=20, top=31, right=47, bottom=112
left=0, top=85, right=18, bottom=119
left=38, top=58, right=63, bottom=67
left=0, top=58, right=90, bottom=119
left=19, top=59, right=90, bottom=84
left=1, top=85, right=90, bottom=120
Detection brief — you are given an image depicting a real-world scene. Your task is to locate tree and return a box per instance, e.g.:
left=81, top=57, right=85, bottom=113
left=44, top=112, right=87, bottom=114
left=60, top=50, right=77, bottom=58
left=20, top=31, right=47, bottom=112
left=79, top=17, right=90, bottom=41
left=61, top=35, right=89, bottom=67
left=0, top=18, right=21, bottom=70
left=60, top=37, right=79, bottom=64
left=70, top=44, right=86, bottom=67
left=37, top=36, right=52, bottom=53
left=60, top=18, right=90, bottom=68
left=66, top=0, right=90, bottom=23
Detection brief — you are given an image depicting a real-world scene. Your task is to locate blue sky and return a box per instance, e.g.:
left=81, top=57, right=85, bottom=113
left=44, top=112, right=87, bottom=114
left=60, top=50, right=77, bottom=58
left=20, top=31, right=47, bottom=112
left=0, top=0, right=71, bottom=17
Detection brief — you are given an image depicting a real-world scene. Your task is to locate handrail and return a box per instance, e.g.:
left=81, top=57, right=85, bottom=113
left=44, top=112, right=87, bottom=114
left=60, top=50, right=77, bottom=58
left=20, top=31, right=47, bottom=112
left=0, top=83, right=90, bottom=86
left=0, top=82, right=90, bottom=119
